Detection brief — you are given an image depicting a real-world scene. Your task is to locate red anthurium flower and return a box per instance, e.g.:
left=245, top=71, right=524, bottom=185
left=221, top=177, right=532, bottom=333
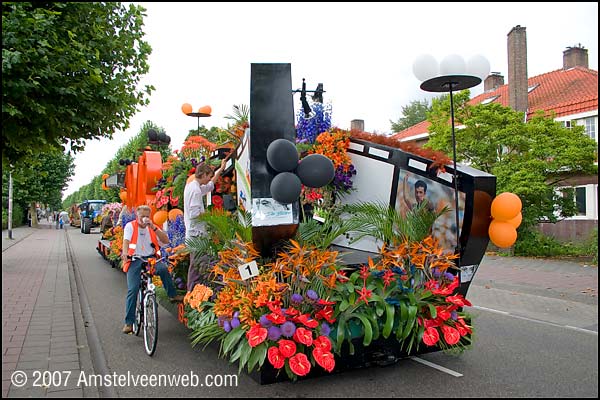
left=267, top=313, right=287, bottom=325
left=267, top=300, right=283, bottom=313
left=317, top=299, right=336, bottom=306
left=432, top=286, right=453, bottom=296
left=288, top=353, right=311, bottom=377
left=446, top=294, right=472, bottom=307
left=246, top=325, right=268, bottom=347
left=457, top=317, right=472, bottom=334
left=316, top=306, right=336, bottom=324
left=313, top=336, right=332, bottom=352
left=278, top=339, right=297, bottom=358
left=296, top=314, right=319, bottom=329
left=212, top=195, right=223, bottom=209
left=293, top=327, right=314, bottom=346
left=436, top=306, right=451, bottom=321
left=189, top=167, right=196, bottom=175
left=448, top=275, right=459, bottom=291
left=356, top=286, right=373, bottom=305
left=424, top=279, right=439, bottom=291
left=423, top=319, right=440, bottom=329
left=441, top=325, right=461, bottom=345
left=268, top=346, right=285, bottom=369
left=422, top=327, right=440, bottom=346
left=170, top=196, right=179, bottom=207
left=312, top=347, right=336, bottom=372
left=285, top=307, right=300, bottom=316
left=456, top=325, right=469, bottom=337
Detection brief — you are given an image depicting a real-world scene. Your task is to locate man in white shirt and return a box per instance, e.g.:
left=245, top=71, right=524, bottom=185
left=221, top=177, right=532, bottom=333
left=184, top=159, right=226, bottom=290
left=120, top=205, right=182, bottom=334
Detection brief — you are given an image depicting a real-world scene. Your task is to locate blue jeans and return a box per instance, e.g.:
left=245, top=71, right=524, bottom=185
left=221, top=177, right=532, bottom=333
left=124, top=258, right=177, bottom=325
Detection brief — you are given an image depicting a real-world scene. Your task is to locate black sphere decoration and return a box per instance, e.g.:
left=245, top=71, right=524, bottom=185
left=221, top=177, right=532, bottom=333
left=119, top=159, right=125, bottom=166
left=296, top=154, right=335, bottom=188
left=158, top=131, right=168, bottom=143
left=270, top=172, right=302, bottom=204
left=266, top=139, right=299, bottom=172
left=164, top=135, right=171, bottom=144
left=147, top=129, right=158, bottom=141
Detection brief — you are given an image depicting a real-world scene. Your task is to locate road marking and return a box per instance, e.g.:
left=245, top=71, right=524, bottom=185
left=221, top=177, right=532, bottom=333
left=410, top=356, right=463, bottom=377
left=471, top=306, right=598, bottom=336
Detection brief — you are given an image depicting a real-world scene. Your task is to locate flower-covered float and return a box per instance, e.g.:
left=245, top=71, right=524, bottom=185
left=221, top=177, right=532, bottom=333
left=95, top=63, right=518, bottom=384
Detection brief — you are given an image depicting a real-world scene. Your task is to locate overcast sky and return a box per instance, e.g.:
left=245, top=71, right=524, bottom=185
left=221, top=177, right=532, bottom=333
left=63, top=2, right=598, bottom=198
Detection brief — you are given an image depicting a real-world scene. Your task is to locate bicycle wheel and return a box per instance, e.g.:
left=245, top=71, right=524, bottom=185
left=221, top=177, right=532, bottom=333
left=143, top=293, right=158, bottom=356
left=133, top=288, right=143, bottom=336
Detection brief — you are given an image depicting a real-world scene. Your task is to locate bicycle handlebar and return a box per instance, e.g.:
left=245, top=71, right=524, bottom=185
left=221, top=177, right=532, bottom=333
left=128, top=255, right=170, bottom=264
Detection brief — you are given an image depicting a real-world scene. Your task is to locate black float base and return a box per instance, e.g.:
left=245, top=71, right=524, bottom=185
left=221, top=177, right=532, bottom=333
left=247, top=338, right=441, bottom=385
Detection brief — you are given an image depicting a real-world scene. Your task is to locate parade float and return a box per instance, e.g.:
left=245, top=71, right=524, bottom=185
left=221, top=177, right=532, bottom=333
left=96, top=63, right=523, bottom=384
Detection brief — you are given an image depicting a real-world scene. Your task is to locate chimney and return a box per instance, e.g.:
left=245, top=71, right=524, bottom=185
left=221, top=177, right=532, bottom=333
left=563, top=44, right=588, bottom=69
left=507, top=25, right=528, bottom=114
left=350, top=119, right=364, bottom=132
left=484, top=72, right=505, bottom=92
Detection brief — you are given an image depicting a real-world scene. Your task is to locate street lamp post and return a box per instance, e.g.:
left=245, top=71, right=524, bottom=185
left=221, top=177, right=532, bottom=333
left=413, top=54, right=490, bottom=264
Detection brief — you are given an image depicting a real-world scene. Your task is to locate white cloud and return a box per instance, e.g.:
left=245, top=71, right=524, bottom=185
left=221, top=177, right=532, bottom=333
left=64, top=1, right=598, bottom=198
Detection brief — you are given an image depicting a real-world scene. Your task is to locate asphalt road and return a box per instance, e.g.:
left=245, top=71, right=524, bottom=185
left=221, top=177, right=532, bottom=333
left=66, top=226, right=598, bottom=398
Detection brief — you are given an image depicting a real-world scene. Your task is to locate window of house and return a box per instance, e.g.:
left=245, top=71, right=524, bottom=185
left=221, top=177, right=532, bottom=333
left=575, top=186, right=587, bottom=215
left=572, top=117, right=596, bottom=140
left=563, top=120, right=572, bottom=129
left=584, top=117, right=596, bottom=140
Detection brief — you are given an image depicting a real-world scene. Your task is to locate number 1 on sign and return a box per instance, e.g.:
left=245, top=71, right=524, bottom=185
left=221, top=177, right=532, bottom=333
left=239, top=260, right=259, bottom=280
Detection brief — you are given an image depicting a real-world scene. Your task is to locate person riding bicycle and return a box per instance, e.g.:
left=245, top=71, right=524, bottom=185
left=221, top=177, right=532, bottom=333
left=121, top=205, right=184, bottom=334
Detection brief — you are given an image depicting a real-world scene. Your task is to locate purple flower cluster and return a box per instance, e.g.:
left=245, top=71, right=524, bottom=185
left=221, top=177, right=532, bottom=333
left=332, top=164, right=356, bottom=192
left=219, top=311, right=241, bottom=332
left=167, top=214, right=186, bottom=247
left=120, top=209, right=136, bottom=227
left=295, top=102, right=332, bottom=144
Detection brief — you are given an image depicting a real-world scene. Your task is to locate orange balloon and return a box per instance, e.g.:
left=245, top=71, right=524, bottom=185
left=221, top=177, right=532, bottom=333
left=119, top=191, right=127, bottom=203
left=198, top=105, right=212, bottom=115
left=102, top=173, right=109, bottom=180
left=506, top=212, right=522, bottom=229
left=488, top=220, right=517, bottom=248
left=491, top=192, right=522, bottom=221
left=153, top=210, right=168, bottom=226
left=182, top=103, right=192, bottom=115
left=168, top=208, right=183, bottom=222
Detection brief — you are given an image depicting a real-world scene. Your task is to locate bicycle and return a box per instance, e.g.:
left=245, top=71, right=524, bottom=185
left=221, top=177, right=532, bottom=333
left=129, top=255, right=160, bottom=356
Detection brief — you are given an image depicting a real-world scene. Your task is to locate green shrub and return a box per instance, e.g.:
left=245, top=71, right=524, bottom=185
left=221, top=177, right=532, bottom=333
left=2, top=207, right=25, bottom=230
left=514, top=228, right=598, bottom=262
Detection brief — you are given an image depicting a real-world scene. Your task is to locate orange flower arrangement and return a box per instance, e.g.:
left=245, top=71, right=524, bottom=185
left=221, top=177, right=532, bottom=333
left=310, top=128, right=352, bottom=172
left=184, top=284, right=214, bottom=312
left=181, top=135, right=217, bottom=160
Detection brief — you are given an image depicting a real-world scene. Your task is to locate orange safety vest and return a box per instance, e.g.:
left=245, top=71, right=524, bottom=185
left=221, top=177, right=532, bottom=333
left=123, top=220, right=162, bottom=272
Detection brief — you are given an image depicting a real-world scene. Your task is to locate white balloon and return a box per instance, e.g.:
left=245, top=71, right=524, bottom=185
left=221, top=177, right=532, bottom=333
left=467, top=54, right=491, bottom=80
left=440, top=54, right=466, bottom=76
left=412, top=54, right=439, bottom=82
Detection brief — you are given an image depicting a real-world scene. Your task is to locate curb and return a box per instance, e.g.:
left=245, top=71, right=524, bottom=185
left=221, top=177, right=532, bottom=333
left=66, top=230, right=118, bottom=398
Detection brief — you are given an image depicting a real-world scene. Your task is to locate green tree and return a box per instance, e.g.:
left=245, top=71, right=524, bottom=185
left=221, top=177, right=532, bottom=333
left=4, top=150, right=75, bottom=227
left=2, top=2, right=154, bottom=165
left=425, top=91, right=597, bottom=233
left=390, top=98, right=432, bottom=133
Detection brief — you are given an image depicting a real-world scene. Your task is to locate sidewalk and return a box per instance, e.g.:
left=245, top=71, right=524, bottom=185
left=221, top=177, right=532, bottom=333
left=2, top=221, right=96, bottom=397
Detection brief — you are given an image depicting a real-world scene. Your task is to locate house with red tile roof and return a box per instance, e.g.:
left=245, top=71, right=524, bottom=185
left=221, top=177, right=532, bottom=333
left=392, top=27, right=597, bottom=243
